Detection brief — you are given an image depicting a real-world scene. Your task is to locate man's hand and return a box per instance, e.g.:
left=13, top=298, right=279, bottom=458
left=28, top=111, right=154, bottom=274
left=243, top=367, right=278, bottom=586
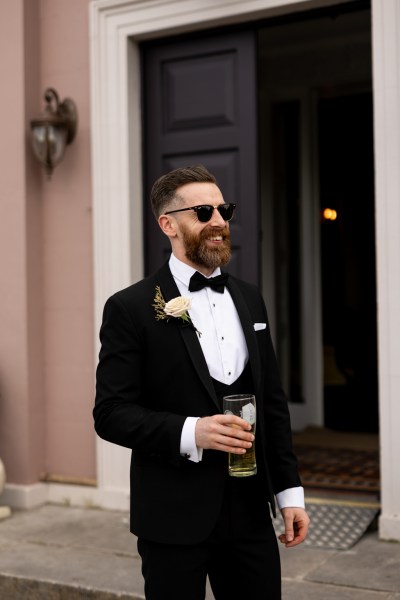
left=279, top=507, right=310, bottom=548
left=195, top=414, right=254, bottom=453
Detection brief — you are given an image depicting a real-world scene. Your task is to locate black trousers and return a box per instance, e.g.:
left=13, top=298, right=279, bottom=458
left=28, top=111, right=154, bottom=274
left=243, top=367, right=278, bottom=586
left=137, top=476, right=281, bottom=600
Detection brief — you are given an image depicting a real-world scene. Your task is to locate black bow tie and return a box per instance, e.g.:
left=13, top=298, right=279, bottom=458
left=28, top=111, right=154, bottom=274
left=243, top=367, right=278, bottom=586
left=189, top=271, right=229, bottom=294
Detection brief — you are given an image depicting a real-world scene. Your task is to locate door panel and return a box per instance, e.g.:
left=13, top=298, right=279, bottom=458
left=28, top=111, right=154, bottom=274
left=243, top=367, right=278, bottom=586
left=142, top=31, right=259, bottom=283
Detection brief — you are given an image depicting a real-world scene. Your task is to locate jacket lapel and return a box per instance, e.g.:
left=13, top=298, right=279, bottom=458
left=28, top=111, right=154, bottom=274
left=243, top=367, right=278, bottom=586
left=227, top=277, right=262, bottom=393
left=156, top=262, right=219, bottom=408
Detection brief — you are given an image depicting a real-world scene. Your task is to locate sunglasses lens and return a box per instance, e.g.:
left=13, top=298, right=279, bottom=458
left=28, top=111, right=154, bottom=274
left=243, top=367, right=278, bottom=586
left=196, top=206, right=214, bottom=222
left=218, top=204, right=234, bottom=221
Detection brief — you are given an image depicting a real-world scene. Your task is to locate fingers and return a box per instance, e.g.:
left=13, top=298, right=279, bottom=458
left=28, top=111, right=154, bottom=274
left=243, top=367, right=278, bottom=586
left=279, top=508, right=310, bottom=548
left=195, top=414, right=254, bottom=452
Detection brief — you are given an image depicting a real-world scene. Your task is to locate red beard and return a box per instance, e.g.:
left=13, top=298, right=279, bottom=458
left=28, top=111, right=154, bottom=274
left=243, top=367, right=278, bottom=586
left=181, top=224, right=231, bottom=270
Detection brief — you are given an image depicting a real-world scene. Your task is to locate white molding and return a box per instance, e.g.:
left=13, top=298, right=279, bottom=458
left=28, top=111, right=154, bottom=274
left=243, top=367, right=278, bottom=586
left=90, top=0, right=349, bottom=38
left=372, top=0, right=400, bottom=542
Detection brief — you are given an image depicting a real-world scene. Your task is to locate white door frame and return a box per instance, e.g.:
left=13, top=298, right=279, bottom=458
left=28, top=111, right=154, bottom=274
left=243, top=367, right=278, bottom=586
left=371, top=0, right=400, bottom=541
left=90, top=0, right=400, bottom=541
left=89, top=0, right=337, bottom=509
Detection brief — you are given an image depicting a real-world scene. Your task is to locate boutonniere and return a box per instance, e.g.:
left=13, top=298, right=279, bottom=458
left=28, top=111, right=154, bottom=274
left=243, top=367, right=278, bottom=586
left=153, top=286, right=201, bottom=336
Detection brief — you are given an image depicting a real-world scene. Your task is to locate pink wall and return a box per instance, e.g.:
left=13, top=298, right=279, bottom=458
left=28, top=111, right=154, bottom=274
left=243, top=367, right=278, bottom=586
left=0, top=0, right=95, bottom=484
left=0, top=0, right=44, bottom=484
left=39, top=0, right=95, bottom=481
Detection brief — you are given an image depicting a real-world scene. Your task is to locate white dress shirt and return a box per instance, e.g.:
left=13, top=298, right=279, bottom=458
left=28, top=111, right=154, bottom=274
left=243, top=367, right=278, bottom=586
left=169, top=254, right=304, bottom=510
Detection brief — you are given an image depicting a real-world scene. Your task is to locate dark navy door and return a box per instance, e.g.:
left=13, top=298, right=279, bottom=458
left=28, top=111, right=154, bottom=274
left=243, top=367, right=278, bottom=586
left=141, top=30, right=259, bottom=284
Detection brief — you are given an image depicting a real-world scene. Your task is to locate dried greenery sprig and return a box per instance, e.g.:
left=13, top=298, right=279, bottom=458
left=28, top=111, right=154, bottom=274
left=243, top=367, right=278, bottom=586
left=153, top=286, right=201, bottom=336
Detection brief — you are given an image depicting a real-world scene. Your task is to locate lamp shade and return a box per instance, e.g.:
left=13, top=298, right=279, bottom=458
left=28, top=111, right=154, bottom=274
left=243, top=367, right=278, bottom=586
left=30, top=88, right=77, bottom=179
left=31, top=122, right=68, bottom=178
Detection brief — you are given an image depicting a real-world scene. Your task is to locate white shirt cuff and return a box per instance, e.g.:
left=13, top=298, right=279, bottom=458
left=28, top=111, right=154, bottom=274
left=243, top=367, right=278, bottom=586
left=180, top=417, right=203, bottom=463
left=276, top=486, right=305, bottom=510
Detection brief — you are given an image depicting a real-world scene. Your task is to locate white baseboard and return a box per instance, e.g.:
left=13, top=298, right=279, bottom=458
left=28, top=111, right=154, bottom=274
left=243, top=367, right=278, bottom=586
left=47, top=483, right=130, bottom=510
left=1, top=482, right=130, bottom=512
left=379, top=513, right=400, bottom=542
left=1, top=483, right=47, bottom=509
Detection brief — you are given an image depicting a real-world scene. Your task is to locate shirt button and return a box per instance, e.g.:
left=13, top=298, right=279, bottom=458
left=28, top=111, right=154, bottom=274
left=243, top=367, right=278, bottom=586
left=228, top=371, right=231, bottom=376
left=221, top=336, right=224, bottom=340
left=184, top=453, right=191, bottom=459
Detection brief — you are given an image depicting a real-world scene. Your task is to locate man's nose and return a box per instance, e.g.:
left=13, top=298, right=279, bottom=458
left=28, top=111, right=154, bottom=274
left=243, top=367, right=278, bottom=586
left=209, top=206, right=226, bottom=227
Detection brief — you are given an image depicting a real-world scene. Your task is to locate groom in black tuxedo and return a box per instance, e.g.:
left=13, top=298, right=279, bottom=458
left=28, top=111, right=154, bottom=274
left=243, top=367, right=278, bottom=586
left=94, top=165, right=309, bottom=600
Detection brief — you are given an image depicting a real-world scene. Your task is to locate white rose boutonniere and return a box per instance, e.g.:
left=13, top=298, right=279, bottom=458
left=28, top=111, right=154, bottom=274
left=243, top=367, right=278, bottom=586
left=153, top=286, right=201, bottom=336
left=164, top=296, right=191, bottom=320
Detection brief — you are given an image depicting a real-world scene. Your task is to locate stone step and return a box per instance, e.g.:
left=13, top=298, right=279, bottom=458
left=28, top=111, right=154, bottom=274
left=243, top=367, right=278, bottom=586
left=0, top=574, right=143, bottom=600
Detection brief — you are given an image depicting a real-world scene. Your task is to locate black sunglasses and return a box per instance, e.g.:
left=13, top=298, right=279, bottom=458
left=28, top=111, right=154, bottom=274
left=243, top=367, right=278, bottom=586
left=164, top=203, right=236, bottom=223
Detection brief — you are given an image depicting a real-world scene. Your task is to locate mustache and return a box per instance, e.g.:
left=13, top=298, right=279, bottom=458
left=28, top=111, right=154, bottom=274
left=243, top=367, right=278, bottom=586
left=199, top=226, right=230, bottom=241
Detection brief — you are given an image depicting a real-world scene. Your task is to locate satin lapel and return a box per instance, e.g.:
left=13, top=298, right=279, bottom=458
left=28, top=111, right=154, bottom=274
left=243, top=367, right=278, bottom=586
left=156, top=263, right=219, bottom=409
left=227, top=278, right=262, bottom=393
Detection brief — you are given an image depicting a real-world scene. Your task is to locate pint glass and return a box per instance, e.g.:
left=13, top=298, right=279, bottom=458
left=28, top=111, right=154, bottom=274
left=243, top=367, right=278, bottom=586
left=223, top=394, right=257, bottom=477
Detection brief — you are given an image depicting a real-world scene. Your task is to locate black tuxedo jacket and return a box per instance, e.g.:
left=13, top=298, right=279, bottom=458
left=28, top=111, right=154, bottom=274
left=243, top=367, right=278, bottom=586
left=94, top=262, right=301, bottom=544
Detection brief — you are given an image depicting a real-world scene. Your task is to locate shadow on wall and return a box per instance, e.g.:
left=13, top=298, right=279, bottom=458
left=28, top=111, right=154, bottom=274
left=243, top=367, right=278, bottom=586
left=0, top=375, right=11, bottom=519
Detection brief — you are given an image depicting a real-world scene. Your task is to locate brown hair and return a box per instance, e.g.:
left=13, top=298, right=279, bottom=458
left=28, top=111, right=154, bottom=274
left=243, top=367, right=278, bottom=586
left=150, top=164, right=217, bottom=218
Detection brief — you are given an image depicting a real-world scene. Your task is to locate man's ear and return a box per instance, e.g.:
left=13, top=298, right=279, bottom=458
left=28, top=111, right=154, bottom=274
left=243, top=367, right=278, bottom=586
left=158, top=214, right=177, bottom=239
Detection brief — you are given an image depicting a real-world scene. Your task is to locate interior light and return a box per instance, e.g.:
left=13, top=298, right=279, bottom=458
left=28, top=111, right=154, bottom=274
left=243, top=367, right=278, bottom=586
left=323, top=208, right=338, bottom=221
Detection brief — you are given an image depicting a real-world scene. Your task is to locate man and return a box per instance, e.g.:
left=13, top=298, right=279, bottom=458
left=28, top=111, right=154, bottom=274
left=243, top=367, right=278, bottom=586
left=94, top=165, right=310, bottom=600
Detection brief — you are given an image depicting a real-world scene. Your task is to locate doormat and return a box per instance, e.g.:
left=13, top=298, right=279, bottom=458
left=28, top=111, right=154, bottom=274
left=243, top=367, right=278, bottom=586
left=294, top=445, right=380, bottom=493
left=273, top=500, right=379, bottom=550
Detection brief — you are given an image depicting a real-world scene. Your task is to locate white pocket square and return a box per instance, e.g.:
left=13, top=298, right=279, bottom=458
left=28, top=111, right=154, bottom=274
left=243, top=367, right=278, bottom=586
left=253, top=323, right=267, bottom=331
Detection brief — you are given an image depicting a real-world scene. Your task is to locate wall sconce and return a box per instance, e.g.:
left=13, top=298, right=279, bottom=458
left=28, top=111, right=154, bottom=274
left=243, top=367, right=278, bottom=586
left=30, top=88, right=78, bottom=179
